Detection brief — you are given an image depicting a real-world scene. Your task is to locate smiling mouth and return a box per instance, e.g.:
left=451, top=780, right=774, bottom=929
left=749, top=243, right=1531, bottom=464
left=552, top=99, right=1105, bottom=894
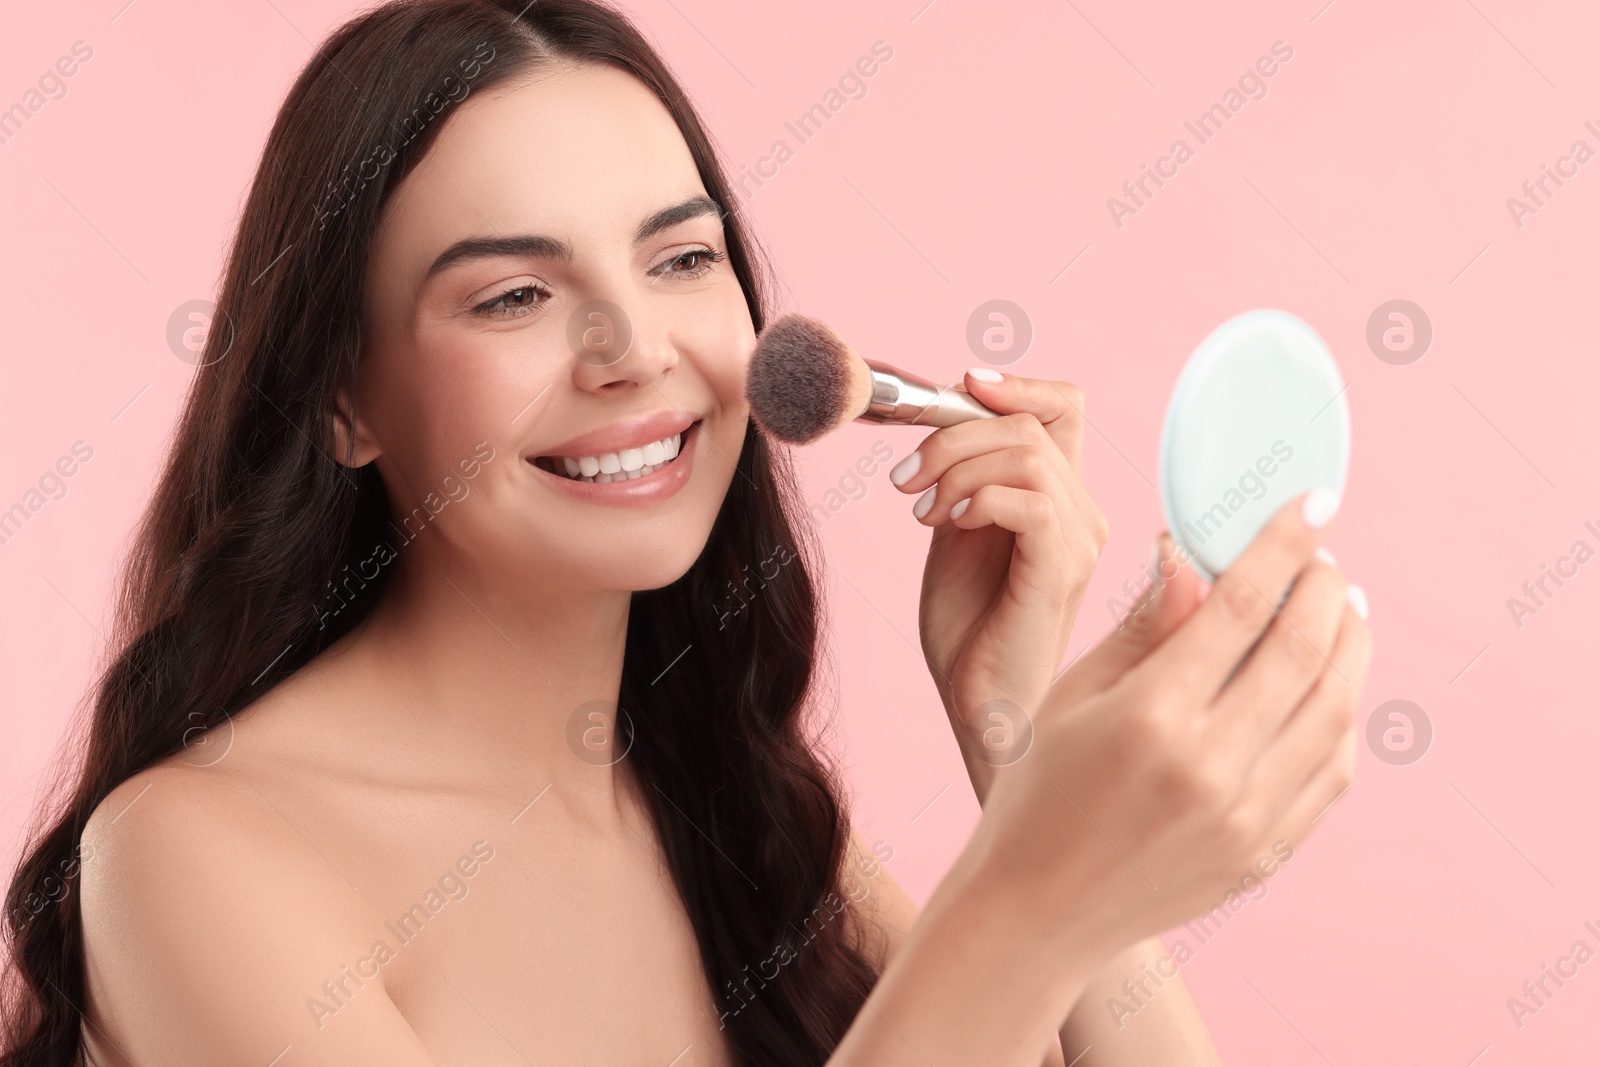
left=531, top=420, right=701, bottom=483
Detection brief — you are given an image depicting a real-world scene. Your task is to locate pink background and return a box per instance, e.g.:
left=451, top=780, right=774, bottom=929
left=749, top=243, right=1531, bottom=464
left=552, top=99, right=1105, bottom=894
left=3, top=0, right=1596, bottom=1062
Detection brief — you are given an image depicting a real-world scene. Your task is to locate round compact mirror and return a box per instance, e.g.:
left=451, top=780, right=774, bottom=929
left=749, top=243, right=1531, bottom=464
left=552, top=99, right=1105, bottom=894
left=1159, top=309, right=1350, bottom=583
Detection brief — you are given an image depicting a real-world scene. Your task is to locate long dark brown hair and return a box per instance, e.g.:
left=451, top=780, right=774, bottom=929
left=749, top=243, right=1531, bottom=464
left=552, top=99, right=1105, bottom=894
left=0, top=2, right=880, bottom=1062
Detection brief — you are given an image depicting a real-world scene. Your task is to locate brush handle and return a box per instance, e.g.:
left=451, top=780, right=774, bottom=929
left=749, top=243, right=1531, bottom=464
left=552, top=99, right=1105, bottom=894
left=858, top=361, right=1001, bottom=428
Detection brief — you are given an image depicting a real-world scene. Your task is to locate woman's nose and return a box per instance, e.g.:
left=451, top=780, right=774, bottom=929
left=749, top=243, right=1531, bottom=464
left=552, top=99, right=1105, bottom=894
left=565, top=297, right=678, bottom=391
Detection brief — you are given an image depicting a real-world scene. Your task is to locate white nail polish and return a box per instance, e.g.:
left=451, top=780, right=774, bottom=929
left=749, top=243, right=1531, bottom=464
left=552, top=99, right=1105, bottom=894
left=950, top=497, right=971, bottom=520
left=1346, top=583, right=1368, bottom=620
left=913, top=487, right=937, bottom=519
left=1302, top=487, right=1340, bottom=529
left=889, top=451, right=921, bottom=487
left=1315, top=547, right=1337, bottom=566
left=967, top=367, right=1003, bottom=383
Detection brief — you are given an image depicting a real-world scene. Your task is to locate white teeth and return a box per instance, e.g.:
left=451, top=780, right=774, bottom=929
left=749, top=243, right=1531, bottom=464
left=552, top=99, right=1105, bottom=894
left=543, top=430, right=686, bottom=482
left=571, top=459, right=665, bottom=483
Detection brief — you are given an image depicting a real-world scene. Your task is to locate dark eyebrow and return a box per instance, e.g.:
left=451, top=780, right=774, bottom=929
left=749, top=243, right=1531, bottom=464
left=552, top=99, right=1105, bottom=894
left=633, top=194, right=724, bottom=244
left=423, top=194, right=725, bottom=281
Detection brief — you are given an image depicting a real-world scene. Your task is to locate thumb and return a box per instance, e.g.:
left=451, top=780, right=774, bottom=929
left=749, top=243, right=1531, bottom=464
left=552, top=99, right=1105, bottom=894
left=1055, top=531, right=1203, bottom=703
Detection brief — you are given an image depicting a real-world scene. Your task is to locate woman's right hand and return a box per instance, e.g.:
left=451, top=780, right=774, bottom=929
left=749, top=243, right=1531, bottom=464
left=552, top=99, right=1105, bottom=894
left=949, top=487, right=1372, bottom=969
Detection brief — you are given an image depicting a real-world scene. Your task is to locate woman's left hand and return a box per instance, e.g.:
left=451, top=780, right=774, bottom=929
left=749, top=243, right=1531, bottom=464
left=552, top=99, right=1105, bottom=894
left=891, top=369, right=1109, bottom=805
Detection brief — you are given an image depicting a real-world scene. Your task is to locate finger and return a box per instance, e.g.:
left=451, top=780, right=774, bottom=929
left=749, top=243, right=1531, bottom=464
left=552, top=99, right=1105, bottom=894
left=1126, top=487, right=1340, bottom=704
left=962, top=369, right=1088, bottom=472
left=1225, top=603, right=1371, bottom=847
left=889, top=411, right=1068, bottom=497
left=946, top=484, right=1078, bottom=616
left=907, top=443, right=1077, bottom=529
left=1210, top=557, right=1348, bottom=748
left=1259, top=716, right=1357, bottom=853
left=893, top=412, right=1109, bottom=553
left=1055, top=531, right=1204, bottom=703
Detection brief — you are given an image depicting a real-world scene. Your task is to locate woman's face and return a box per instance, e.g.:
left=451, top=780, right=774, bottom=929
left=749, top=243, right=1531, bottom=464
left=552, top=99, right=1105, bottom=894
left=353, top=60, right=755, bottom=592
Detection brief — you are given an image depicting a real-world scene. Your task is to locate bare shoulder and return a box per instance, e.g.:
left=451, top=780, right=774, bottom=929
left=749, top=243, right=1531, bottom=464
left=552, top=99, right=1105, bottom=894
left=78, top=757, right=435, bottom=1066
left=840, top=825, right=917, bottom=971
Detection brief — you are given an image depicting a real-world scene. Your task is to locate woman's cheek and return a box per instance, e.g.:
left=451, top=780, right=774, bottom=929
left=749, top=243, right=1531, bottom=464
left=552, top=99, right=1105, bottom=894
left=698, top=329, right=756, bottom=414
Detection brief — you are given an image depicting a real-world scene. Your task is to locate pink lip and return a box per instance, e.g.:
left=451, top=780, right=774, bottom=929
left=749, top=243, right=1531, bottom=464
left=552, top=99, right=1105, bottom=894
left=526, top=419, right=702, bottom=506
left=533, top=409, right=699, bottom=461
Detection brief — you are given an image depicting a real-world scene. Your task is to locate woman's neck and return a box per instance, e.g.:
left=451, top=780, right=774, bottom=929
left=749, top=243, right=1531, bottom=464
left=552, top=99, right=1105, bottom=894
left=314, top=545, right=638, bottom=822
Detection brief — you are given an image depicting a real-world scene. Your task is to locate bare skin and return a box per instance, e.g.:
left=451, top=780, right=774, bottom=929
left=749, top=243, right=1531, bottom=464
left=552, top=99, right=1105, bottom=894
left=76, top=58, right=1367, bottom=1067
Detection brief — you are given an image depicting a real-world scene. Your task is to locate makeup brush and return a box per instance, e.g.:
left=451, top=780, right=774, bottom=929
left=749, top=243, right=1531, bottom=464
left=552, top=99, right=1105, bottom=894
left=746, top=314, right=1000, bottom=444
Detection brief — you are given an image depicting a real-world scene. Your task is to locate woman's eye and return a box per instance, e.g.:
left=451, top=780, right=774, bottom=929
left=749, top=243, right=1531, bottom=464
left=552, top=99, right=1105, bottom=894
left=472, top=249, right=724, bottom=317
left=474, top=282, right=550, bottom=318
left=654, top=246, right=726, bottom=279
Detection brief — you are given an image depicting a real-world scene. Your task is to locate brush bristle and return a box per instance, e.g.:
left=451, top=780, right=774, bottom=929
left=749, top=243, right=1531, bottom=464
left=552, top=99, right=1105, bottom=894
left=747, top=314, right=869, bottom=444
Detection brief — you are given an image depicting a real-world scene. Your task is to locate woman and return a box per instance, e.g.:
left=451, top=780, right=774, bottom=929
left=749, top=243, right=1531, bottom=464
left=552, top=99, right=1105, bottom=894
left=0, top=2, right=1370, bottom=1064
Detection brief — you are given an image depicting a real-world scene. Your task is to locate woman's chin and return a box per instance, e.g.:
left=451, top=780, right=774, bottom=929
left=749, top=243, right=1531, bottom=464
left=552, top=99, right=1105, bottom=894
left=518, top=543, right=710, bottom=595
left=620, top=543, right=713, bottom=592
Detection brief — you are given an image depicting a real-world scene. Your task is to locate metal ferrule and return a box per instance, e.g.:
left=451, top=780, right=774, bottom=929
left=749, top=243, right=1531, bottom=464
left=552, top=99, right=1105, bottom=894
left=858, top=360, right=1001, bottom=427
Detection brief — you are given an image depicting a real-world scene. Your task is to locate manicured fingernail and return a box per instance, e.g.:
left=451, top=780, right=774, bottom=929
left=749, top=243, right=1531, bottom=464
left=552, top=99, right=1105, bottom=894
left=1159, top=532, right=1188, bottom=578
left=1346, top=583, right=1369, bottom=620
left=1152, top=533, right=1173, bottom=575
left=1315, top=547, right=1337, bottom=566
left=967, top=367, right=1003, bottom=383
left=950, top=497, right=971, bottom=520
left=889, top=450, right=921, bottom=487
left=913, top=487, right=937, bottom=519
left=1301, top=487, right=1340, bottom=529
left=1139, top=536, right=1168, bottom=610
